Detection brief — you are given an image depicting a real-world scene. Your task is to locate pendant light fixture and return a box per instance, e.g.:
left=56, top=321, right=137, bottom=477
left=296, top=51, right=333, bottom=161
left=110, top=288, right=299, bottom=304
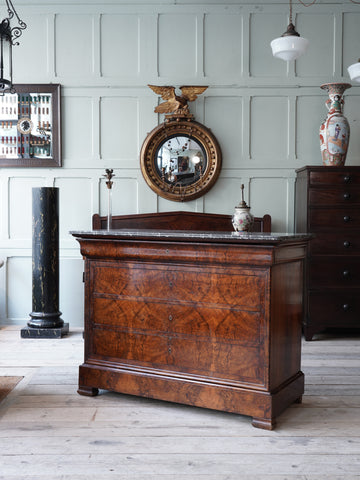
left=0, top=0, right=26, bottom=94
left=270, top=0, right=309, bottom=61
left=271, top=0, right=360, bottom=75
left=348, top=59, right=360, bottom=83
left=344, top=0, right=360, bottom=82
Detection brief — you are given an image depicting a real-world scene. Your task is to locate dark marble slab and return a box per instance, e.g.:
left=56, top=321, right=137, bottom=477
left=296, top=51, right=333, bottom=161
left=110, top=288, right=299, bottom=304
left=71, top=229, right=312, bottom=245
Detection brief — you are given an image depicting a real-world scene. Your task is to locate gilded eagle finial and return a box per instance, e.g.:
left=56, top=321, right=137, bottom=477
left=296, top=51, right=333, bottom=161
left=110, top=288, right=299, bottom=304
left=148, top=85, right=208, bottom=118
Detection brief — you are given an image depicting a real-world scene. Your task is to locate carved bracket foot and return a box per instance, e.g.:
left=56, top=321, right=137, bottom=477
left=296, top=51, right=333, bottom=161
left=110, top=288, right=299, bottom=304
left=78, top=386, right=99, bottom=397
left=252, top=417, right=276, bottom=430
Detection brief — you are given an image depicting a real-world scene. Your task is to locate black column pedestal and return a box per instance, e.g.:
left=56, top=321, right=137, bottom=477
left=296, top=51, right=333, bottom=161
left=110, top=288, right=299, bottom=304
left=21, top=187, right=69, bottom=339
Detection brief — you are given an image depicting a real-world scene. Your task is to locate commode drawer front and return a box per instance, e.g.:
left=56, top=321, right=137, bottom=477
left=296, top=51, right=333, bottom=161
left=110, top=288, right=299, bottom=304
left=92, top=328, right=265, bottom=385
left=309, top=187, right=360, bottom=206
left=92, top=297, right=262, bottom=345
left=309, top=257, right=360, bottom=288
left=309, top=170, right=360, bottom=186
left=92, top=263, right=264, bottom=308
left=308, top=292, right=360, bottom=327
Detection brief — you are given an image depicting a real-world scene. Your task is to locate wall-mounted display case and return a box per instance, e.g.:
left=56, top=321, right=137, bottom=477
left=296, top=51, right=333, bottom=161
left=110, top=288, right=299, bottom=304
left=0, top=84, right=61, bottom=168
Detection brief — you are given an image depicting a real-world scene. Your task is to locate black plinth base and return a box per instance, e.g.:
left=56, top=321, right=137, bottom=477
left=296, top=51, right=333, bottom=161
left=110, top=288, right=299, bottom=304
left=21, top=323, right=69, bottom=339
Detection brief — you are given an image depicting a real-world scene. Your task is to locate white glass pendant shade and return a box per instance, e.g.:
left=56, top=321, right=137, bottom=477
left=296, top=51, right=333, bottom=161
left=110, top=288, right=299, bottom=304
left=271, top=34, right=309, bottom=61
left=348, top=61, right=360, bottom=83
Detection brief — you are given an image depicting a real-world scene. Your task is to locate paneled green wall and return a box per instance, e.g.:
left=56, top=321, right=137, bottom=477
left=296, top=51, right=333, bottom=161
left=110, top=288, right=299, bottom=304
left=1, top=0, right=359, bottom=326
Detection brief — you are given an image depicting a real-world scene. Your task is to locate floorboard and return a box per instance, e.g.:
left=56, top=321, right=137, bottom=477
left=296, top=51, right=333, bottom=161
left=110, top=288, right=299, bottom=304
left=0, top=326, right=359, bottom=479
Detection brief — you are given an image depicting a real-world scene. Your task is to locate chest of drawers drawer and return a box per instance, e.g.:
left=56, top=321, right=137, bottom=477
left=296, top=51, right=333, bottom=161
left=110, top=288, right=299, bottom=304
left=309, top=170, right=360, bottom=186
left=296, top=166, right=360, bottom=339
left=308, top=292, right=360, bottom=327
left=309, top=186, right=360, bottom=206
left=309, top=257, right=360, bottom=288
left=309, top=207, right=360, bottom=230
left=309, top=232, right=360, bottom=255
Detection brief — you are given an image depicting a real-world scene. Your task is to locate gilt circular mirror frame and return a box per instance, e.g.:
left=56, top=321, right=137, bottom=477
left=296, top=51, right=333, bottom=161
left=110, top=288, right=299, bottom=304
left=140, top=120, right=222, bottom=202
left=140, top=85, right=222, bottom=202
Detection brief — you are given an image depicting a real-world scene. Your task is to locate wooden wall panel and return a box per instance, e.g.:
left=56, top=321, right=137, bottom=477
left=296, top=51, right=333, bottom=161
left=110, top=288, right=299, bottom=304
left=100, top=97, right=139, bottom=161
left=204, top=13, right=242, bottom=79
left=204, top=96, right=243, bottom=168
left=1, top=1, right=360, bottom=327
left=6, top=257, right=32, bottom=320
left=204, top=176, right=246, bottom=215
left=158, top=14, right=197, bottom=77
left=250, top=96, right=288, bottom=161
left=346, top=95, right=360, bottom=162
left=250, top=177, right=290, bottom=232
left=55, top=14, right=94, bottom=77
left=101, top=15, right=140, bottom=77
left=8, top=177, right=46, bottom=240
left=59, top=257, right=84, bottom=326
left=296, top=95, right=324, bottom=164
left=54, top=178, right=93, bottom=240
left=295, top=13, right=335, bottom=78
left=343, top=12, right=360, bottom=77
left=12, top=15, right=51, bottom=82
left=250, top=13, right=287, bottom=77
left=99, top=177, right=139, bottom=217
left=62, top=96, right=94, bottom=164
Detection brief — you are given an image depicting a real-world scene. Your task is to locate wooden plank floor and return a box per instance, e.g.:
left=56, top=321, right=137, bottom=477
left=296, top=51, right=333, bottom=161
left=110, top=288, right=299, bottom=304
left=0, top=325, right=359, bottom=480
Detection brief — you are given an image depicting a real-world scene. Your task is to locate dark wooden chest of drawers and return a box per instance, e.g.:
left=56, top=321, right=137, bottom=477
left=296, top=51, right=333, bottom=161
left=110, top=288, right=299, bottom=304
left=72, top=223, right=310, bottom=430
left=295, top=166, right=360, bottom=340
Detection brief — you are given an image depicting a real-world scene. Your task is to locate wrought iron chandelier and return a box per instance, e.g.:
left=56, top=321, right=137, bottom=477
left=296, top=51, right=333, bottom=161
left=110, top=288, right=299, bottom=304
left=0, top=0, right=26, bottom=94
left=270, top=0, right=360, bottom=83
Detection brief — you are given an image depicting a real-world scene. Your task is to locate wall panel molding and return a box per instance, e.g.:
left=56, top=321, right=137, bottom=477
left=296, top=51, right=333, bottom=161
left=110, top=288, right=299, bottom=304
left=1, top=0, right=360, bottom=326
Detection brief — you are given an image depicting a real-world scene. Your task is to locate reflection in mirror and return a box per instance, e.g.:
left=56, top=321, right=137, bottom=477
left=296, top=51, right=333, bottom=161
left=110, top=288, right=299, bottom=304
left=156, top=135, right=207, bottom=186
left=0, top=91, right=53, bottom=160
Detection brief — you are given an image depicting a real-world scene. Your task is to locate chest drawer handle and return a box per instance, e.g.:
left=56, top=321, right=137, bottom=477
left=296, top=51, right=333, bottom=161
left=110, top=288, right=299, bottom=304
left=169, top=314, right=173, bottom=321
left=343, top=241, right=351, bottom=248
left=344, top=175, right=351, bottom=183
left=342, top=270, right=350, bottom=277
left=343, top=215, right=350, bottom=222
left=342, top=303, right=350, bottom=311
left=343, top=193, right=351, bottom=200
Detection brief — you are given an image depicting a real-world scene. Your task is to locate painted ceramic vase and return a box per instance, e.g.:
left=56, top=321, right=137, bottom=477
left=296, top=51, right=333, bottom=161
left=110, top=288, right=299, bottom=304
left=319, top=82, right=351, bottom=166
left=232, top=184, right=254, bottom=232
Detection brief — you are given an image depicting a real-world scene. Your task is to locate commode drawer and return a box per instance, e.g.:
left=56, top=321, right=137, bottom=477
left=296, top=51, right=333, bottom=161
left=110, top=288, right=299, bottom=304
left=92, top=328, right=265, bottom=385
left=92, top=296, right=262, bottom=345
left=92, top=262, right=265, bottom=308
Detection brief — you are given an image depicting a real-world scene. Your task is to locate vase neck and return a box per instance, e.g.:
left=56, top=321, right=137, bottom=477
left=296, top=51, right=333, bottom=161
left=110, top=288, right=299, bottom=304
left=329, top=94, right=343, bottom=113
